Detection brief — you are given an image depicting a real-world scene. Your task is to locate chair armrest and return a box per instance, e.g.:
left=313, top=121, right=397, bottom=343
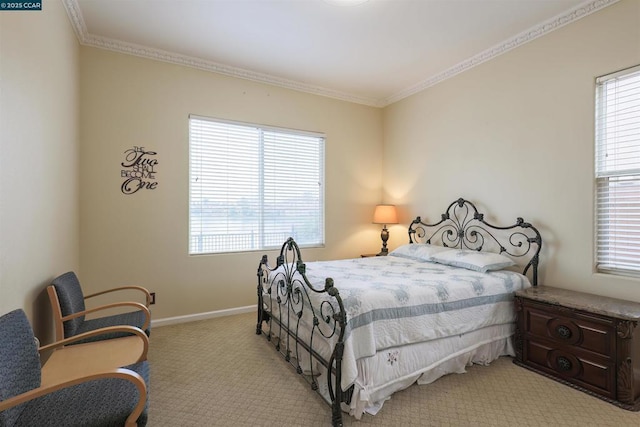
left=0, top=368, right=147, bottom=427
left=61, top=302, right=151, bottom=331
left=84, top=286, right=151, bottom=307
left=40, top=327, right=148, bottom=388
left=39, top=325, right=149, bottom=360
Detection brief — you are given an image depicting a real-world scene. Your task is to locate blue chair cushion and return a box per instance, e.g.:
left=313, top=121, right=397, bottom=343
left=51, top=272, right=87, bottom=337
left=0, top=309, right=41, bottom=427
left=71, top=310, right=150, bottom=345
left=52, top=271, right=151, bottom=343
left=14, top=361, right=149, bottom=427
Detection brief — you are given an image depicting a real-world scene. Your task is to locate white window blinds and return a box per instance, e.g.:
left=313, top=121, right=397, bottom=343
left=189, top=115, right=325, bottom=254
left=595, top=65, right=640, bottom=275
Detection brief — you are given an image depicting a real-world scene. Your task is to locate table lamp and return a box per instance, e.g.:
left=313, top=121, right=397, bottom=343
left=373, top=204, right=398, bottom=256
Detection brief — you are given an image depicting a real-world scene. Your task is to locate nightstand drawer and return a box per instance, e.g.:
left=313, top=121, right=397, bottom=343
left=524, top=302, right=615, bottom=359
left=525, top=339, right=615, bottom=398
left=514, top=286, right=640, bottom=411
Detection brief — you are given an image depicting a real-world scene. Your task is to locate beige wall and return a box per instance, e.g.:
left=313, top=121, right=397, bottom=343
left=0, top=1, right=80, bottom=339
left=383, top=0, right=640, bottom=301
left=4, top=0, right=634, bottom=329
left=79, top=48, right=383, bottom=320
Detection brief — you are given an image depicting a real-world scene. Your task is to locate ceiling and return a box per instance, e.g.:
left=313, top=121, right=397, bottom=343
left=65, top=0, right=615, bottom=107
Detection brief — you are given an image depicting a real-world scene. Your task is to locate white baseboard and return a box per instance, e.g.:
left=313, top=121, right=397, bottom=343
left=151, top=304, right=257, bottom=327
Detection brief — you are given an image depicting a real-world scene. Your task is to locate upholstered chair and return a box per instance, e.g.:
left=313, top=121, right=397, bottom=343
left=0, top=309, right=149, bottom=427
left=49, top=271, right=151, bottom=343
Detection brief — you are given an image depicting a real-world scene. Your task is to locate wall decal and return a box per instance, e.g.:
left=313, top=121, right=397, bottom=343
left=121, top=146, right=158, bottom=195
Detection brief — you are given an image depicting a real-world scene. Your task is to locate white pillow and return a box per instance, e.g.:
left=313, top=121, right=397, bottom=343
left=388, top=244, right=452, bottom=262
left=430, top=249, right=515, bottom=273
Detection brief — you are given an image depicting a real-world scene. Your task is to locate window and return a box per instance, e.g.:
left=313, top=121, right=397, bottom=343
left=189, top=115, right=325, bottom=254
left=595, top=65, right=640, bottom=276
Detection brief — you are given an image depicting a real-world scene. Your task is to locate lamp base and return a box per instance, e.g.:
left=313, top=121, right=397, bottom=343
left=378, top=226, right=390, bottom=256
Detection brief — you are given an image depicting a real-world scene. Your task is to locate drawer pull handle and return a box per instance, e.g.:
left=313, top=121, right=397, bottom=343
left=556, top=325, right=572, bottom=339
left=557, top=356, right=572, bottom=372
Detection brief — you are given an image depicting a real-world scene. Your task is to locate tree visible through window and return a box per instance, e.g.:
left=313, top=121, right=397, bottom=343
left=595, top=65, right=640, bottom=276
left=189, top=116, right=325, bottom=254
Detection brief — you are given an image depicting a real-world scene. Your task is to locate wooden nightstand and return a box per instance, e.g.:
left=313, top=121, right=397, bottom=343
left=514, top=286, right=640, bottom=411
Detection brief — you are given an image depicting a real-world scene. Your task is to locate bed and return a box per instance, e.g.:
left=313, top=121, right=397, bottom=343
left=256, top=198, right=542, bottom=426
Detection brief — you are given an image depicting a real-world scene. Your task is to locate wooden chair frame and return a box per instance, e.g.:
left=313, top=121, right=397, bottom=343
left=0, top=325, right=149, bottom=427
left=47, top=284, right=152, bottom=341
left=41, top=325, right=149, bottom=386
left=0, top=369, right=146, bottom=427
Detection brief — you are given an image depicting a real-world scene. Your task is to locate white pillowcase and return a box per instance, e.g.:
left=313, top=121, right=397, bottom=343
left=388, top=244, right=452, bottom=262
left=430, top=249, right=515, bottom=273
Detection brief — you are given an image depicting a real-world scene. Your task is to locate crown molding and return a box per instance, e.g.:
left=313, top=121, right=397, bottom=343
left=384, top=0, right=620, bottom=105
left=88, top=34, right=385, bottom=107
left=61, top=0, right=383, bottom=107
left=63, top=0, right=619, bottom=109
left=62, top=0, right=87, bottom=43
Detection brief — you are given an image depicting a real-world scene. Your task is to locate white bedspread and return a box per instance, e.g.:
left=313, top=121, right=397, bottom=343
left=267, top=255, right=531, bottom=392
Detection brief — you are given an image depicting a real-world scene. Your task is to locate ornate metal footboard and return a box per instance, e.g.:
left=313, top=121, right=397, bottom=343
left=256, top=238, right=349, bottom=427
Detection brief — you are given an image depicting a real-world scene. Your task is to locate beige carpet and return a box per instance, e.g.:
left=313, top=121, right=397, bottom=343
left=147, top=312, right=639, bottom=426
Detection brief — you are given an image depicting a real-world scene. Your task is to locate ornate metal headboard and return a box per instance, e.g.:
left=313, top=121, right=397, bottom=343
left=408, top=198, right=542, bottom=286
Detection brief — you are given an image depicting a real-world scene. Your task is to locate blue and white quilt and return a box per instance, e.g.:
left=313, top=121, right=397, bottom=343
left=270, top=255, right=531, bottom=391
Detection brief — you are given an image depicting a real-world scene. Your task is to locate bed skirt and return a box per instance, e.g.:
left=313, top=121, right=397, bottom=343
left=307, top=323, right=515, bottom=419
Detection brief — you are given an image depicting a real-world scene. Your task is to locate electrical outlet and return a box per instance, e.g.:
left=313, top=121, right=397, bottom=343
left=150, top=292, right=156, bottom=305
